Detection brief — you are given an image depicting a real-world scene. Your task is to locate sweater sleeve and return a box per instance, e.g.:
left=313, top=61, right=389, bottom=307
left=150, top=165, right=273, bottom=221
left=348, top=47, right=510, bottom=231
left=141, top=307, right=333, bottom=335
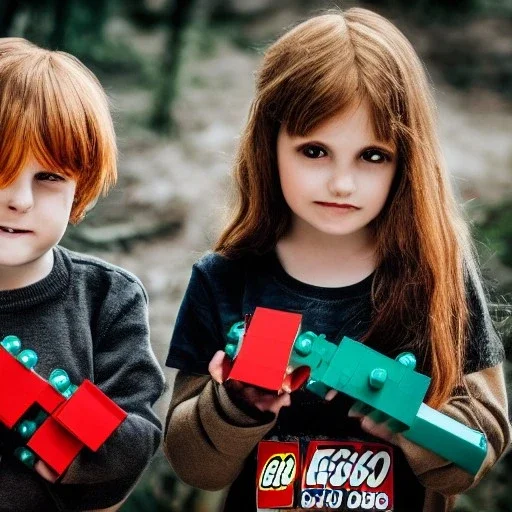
left=54, top=281, right=165, bottom=508
left=395, top=363, right=511, bottom=495
left=163, top=371, right=276, bottom=491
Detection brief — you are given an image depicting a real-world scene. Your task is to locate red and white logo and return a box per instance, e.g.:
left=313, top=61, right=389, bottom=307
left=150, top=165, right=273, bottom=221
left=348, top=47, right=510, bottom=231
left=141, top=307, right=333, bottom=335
left=256, top=441, right=300, bottom=508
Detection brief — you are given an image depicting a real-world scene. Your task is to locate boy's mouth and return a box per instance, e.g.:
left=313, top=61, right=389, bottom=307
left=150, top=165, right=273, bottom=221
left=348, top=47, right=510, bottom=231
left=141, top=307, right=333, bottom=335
left=0, top=226, right=31, bottom=234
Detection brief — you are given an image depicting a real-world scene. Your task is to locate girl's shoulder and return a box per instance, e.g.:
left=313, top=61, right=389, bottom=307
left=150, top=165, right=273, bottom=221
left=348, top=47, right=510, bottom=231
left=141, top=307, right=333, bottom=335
left=464, top=269, right=506, bottom=373
left=193, top=250, right=264, bottom=282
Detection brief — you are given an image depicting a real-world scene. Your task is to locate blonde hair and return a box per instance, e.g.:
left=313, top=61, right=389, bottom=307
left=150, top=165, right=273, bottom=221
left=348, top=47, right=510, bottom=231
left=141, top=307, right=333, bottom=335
left=0, top=38, right=117, bottom=223
left=216, top=8, right=478, bottom=408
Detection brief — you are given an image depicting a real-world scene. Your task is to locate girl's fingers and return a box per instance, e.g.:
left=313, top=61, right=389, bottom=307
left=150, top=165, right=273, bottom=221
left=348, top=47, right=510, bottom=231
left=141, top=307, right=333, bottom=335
left=268, top=392, right=291, bottom=414
left=208, top=350, right=227, bottom=383
left=348, top=401, right=373, bottom=418
left=325, top=389, right=338, bottom=401
left=278, top=392, right=291, bottom=408
left=34, top=460, right=59, bottom=483
left=359, top=416, right=395, bottom=444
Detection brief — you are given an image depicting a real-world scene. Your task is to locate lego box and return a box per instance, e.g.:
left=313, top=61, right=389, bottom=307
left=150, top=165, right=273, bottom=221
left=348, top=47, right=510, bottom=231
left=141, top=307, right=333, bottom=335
left=256, top=440, right=394, bottom=510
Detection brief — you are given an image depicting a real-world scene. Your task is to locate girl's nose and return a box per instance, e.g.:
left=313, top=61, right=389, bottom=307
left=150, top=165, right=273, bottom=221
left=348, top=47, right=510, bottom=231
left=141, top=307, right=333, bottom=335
left=327, top=165, right=356, bottom=196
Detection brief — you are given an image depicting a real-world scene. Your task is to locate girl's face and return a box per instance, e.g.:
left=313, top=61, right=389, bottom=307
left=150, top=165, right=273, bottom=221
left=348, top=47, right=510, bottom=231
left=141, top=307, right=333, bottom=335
left=277, top=100, right=397, bottom=242
left=0, top=157, right=76, bottom=289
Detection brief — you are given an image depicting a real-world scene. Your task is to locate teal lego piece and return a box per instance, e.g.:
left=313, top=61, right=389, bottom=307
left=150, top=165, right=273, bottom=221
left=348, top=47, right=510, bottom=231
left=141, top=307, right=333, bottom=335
left=1, top=335, right=22, bottom=355
left=290, top=334, right=431, bottom=428
left=225, top=321, right=245, bottom=359
left=49, top=369, right=78, bottom=398
left=14, top=447, right=36, bottom=468
left=289, top=332, right=338, bottom=397
left=17, top=420, right=38, bottom=439
left=17, top=349, right=38, bottom=370
left=403, top=403, right=487, bottom=475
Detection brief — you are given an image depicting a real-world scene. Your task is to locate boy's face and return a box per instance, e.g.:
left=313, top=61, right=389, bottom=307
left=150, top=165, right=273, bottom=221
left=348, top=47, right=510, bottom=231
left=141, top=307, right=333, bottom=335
left=0, top=158, right=76, bottom=290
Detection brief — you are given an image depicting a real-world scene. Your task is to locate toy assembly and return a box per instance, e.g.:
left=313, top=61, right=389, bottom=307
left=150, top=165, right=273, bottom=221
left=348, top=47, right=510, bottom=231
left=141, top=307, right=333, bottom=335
left=224, top=307, right=487, bottom=476
left=0, top=335, right=127, bottom=477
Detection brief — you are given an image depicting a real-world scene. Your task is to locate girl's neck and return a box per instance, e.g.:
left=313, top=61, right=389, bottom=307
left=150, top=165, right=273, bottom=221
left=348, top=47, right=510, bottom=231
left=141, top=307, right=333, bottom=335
left=276, top=226, right=377, bottom=288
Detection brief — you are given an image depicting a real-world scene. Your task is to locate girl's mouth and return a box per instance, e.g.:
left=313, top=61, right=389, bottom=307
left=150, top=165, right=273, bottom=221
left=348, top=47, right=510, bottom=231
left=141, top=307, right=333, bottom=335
left=315, top=202, right=360, bottom=210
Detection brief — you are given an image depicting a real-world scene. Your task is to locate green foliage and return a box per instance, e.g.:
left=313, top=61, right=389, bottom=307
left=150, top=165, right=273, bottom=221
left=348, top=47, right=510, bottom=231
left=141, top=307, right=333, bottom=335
left=373, top=0, right=512, bottom=23
left=474, top=200, right=512, bottom=269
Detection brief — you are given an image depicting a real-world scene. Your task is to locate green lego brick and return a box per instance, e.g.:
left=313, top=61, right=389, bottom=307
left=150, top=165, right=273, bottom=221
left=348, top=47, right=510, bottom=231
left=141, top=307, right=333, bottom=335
left=403, top=403, right=487, bottom=476
left=320, top=338, right=431, bottom=427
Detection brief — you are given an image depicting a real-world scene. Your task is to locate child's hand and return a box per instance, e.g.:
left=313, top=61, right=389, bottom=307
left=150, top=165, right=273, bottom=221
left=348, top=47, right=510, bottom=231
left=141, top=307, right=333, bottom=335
left=348, top=405, right=398, bottom=444
left=208, top=350, right=291, bottom=415
left=326, top=391, right=400, bottom=445
left=34, top=460, right=59, bottom=483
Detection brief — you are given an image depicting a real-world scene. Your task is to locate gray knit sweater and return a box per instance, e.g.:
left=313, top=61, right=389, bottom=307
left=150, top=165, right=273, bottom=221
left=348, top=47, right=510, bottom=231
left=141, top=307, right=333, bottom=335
left=0, top=246, right=165, bottom=511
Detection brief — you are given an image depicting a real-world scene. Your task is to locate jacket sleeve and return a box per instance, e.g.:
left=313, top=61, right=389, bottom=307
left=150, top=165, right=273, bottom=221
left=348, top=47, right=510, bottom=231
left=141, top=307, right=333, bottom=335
left=395, top=363, right=511, bottom=495
left=163, top=371, right=277, bottom=491
left=56, top=281, right=165, bottom=505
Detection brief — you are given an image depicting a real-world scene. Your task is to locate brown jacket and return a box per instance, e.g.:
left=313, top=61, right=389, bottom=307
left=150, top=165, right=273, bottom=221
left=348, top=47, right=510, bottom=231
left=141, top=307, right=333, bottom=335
left=164, top=364, right=511, bottom=512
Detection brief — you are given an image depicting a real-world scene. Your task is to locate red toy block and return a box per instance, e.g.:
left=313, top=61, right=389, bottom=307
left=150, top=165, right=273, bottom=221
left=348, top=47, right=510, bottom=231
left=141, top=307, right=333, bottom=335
left=0, top=348, right=64, bottom=428
left=53, top=380, right=127, bottom=451
left=27, top=416, right=84, bottom=475
left=228, top=307, right=303, bottom=391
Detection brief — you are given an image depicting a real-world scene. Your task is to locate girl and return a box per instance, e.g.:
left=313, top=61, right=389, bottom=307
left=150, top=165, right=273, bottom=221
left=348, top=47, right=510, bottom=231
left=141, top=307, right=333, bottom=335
left=163, top=8, right=510, bottom=512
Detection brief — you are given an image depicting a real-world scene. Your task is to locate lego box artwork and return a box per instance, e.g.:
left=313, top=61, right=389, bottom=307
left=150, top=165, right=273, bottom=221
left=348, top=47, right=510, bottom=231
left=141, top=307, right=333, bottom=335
left=257, top=441, right=300, bottom=508
left=256, top=440, right=393, bottom=510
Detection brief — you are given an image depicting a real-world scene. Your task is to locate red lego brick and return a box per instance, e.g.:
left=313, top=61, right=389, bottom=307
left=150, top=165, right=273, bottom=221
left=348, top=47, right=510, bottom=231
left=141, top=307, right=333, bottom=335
left=53, top=380, right=127, bottom=451
left=27, top=416, right=84, bottom=475
left=0, top=348, right=64, bottom=428
left=228, top=308, right=303, bottom=391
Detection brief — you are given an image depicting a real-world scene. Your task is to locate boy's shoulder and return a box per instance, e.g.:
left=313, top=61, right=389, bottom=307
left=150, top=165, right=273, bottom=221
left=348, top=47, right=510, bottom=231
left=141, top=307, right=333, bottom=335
left=57, top=245, right=147, bottom=300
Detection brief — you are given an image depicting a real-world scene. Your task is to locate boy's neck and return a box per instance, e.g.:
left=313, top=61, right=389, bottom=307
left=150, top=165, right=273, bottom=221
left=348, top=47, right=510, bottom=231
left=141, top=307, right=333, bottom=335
left=0, top=249, right=54, bottom=291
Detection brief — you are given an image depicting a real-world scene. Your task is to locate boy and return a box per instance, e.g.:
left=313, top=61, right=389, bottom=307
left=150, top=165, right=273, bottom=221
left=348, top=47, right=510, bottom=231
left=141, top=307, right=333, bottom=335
left=0, top=38, right=165, bottom=511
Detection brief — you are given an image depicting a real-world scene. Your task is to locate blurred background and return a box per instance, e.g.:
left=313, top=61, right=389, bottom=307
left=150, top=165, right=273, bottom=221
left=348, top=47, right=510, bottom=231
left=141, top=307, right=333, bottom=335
left=1, top=0, right=511, bottom=510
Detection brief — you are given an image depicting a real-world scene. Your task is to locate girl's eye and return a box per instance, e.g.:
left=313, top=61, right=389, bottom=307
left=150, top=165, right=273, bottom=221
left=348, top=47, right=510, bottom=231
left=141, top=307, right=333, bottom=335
left=361, top=149, right=391, bottom=163
left=301, top=145, right=327, bottom=159
left=36, top=172, right=65, bottom=182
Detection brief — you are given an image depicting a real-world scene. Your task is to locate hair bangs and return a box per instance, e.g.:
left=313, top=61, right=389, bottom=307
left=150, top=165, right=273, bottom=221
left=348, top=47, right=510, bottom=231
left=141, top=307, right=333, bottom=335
left=0, top=39, right=116, bottom=222
left=281, top=64, right=363, bottom=137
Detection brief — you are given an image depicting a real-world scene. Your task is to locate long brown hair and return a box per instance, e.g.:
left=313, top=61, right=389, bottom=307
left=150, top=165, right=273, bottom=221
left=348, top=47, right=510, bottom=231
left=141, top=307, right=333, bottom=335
left=215, top=8, right=479, bottom=408
left=0, top=38, right=117, bottom=223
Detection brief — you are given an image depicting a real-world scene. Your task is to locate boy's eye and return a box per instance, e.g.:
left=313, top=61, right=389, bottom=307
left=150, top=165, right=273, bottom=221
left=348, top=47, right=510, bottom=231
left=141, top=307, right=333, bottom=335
left=301, top=145, right=327, bottom=159
left=361, top=149, right=391, bottom=163
left=36, top=172, right=65, bottom=182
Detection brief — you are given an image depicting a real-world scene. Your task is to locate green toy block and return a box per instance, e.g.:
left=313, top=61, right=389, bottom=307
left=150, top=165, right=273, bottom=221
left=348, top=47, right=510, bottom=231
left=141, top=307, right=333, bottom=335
left=291, top=335, right=431, bottom=428
left=403, top=403, right=487, bottom=475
